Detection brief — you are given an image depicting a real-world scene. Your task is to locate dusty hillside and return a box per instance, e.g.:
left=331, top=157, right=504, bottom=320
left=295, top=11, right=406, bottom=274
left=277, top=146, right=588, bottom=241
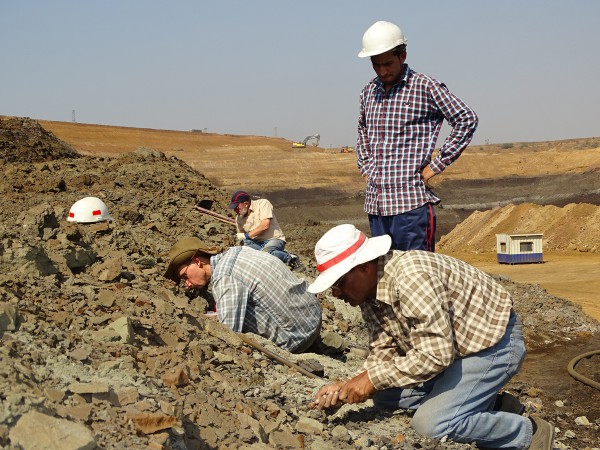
left=1, top=117, right=599, bottom=449
left=36, top=119, right=365, bottom=198
left=36, top=118, right=600, bottom=204
left=438, top=202, right=600, bottom=253
left=444, top=138, right=600, bottom=180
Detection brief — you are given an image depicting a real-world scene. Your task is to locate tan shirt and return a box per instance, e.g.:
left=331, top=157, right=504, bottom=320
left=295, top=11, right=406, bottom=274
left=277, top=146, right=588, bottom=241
left=361, top=250, right=513, bottom=391
left=236, top=198, right=285, bottom=242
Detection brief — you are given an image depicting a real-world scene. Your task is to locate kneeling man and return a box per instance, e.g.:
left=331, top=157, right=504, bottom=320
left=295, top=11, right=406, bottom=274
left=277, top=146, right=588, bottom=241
left=307, top=224, right=553, bottom=450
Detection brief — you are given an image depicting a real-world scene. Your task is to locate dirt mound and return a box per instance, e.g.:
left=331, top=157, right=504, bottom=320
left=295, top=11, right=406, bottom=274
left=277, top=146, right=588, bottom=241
left=1, top=119, right=599, bottom=449
left=0, top=116, right=79, bottom=163
left=438, top=202, right=600, bottom=253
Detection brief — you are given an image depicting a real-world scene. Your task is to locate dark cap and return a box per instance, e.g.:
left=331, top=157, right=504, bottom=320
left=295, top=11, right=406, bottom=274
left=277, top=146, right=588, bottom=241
left=227, top=191, right=251, bottom=209
left=164, top=236, right=221, bottom=282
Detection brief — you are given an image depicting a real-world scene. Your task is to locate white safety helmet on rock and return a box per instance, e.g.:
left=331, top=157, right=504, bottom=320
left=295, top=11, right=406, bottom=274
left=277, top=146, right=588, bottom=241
left=358, top=21, right=407, bottom=58
left=67, top=197, right=113, bottom=223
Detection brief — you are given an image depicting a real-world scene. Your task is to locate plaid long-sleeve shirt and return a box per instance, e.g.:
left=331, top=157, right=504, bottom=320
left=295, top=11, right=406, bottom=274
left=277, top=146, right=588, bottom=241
left=361, top=251, right=513, bottom=390
left=210, top=247, right=321, bottom=353
left=356, top=65, right=478, bottom=215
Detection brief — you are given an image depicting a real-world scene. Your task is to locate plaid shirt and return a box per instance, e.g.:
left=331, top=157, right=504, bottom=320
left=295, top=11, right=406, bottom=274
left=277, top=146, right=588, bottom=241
left=356, top=65, right=478, bottom=215
left=210, top=247, right=321, bottom=352
left=361, top=251, right=513, bottom=390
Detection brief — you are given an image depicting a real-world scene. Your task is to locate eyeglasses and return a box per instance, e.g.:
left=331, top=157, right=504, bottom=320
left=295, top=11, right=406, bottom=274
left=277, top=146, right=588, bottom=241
left=179, top=251, right=199, bottom=283
left=330, top=273, right=348, bottom=295
left=179, top=262, right=193, bottom=282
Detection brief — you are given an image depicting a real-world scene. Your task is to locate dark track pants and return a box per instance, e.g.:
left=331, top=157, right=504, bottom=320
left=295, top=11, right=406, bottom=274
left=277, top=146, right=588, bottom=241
left=368, top=203, right=436, bottom=252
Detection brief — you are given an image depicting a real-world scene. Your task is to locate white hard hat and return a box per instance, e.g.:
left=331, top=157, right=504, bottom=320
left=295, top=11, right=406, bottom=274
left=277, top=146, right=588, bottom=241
left=67, top=197, right=113, bottom=223
left=358, top=21, right=407, bottom=58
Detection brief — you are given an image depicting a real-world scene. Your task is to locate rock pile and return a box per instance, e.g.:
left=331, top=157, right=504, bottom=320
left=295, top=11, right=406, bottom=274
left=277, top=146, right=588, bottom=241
left=1, top=118, right=599, bottom=449
left=438, top=202, right=600, bottom=253
left=0, top=116, right=79, bottom=163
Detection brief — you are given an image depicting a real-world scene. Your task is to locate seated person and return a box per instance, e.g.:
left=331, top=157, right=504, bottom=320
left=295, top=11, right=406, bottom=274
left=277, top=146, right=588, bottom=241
left=228, top=190, right=304, bottom=272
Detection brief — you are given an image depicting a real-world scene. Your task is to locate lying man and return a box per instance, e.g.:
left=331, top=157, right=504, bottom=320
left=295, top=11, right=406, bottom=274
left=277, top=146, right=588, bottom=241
left=165, top=236, right=321, bottom=353
left=307, top=224, right=554, bottom=450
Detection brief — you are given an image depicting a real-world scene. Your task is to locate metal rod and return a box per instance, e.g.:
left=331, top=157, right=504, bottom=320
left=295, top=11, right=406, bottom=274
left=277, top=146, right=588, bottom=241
left=238, top=333, right=322, bottom=379
left=194, top=205, right=236, bottom=225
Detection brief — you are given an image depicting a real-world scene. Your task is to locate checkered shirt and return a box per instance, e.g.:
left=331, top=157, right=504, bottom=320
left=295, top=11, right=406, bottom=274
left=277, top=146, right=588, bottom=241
left=361, top=250, right=513, bottom=390
left=210, top=247, right=321, bottom=352
left=356, top=65, right=478, bottom=215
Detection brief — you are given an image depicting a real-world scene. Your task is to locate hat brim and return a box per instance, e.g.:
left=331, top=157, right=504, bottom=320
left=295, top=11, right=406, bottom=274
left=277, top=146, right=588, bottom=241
left=164, top=249, right=198, bottom=282
left=307, top=234, right=392, bottom=293
left=164, top=237, right=221, bottom=282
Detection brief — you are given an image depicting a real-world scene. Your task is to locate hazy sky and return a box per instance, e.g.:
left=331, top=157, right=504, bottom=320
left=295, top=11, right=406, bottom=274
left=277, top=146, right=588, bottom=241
left=2, top=1, right=599, bottom=148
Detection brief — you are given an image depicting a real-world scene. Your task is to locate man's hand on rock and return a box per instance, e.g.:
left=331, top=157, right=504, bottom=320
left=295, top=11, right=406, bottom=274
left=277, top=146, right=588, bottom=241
left=339, top=370, right=375, bottom=404
left=308, top=381, right=346, bottom=410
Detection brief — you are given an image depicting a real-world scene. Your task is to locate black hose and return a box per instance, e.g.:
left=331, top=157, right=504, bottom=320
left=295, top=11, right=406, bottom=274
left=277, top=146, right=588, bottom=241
left=567, top=350, right=600, bottom=390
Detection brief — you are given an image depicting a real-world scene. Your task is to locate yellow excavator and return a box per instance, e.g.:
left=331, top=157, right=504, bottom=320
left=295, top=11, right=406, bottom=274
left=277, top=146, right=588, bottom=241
left=292, top=134, right=320, bottom=148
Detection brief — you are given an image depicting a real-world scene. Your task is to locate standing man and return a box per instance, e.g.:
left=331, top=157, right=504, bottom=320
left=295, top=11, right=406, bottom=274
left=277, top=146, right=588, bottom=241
left=164, top=236, right=321, bottom=353
left=307, top=224, right=554, bottom=449
left=356, top=21, right=478, bottom=252
left=228, top=190, right=304, bottom=272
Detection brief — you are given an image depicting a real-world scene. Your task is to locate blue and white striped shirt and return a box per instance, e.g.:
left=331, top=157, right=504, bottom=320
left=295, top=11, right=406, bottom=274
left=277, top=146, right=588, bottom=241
left=210, top=247, right=321, bottom=352
left=356, top=64, right=478, bottom=215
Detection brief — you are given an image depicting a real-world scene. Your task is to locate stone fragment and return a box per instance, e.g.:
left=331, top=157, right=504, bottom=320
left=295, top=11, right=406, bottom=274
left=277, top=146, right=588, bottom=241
left=161, top=365, right=189, bottom=387
left=91, top=256, right=123, bottom=281
left=296, top=358, right=325, bottom=377
left=237, top=412, right=268, bottom=443
left=269, top=430, right=303, bottom=448
left=65, top=404, right=93, bottom=421
left=69, top=382, right=110, bottom=395
left=45, top=388, right=66, bottom=402
left=158, top=332, right=179, bottom=347
left=87, top=328, right=122, bottom=343
left=575, top=416, right=590, bottom=425
left=96, top=290, right=115, bottom=307
left=104, top=316, right=134, bottom=343
left=204, top=320, right=243, bottom=347
left=331, top=424, right=351, bottom=441
left=0, top=302, right=18, bottom=332
left=295, top=416, right=323, bottom=434
left=69, top=346, right=92, bottom=361
left=64, top=247, right=95, bottom=270
left=9, top=410, right=96, bottom=450
left=108, top=386, right=139, bottom=406
left=129, top=413, right=177, bottom=434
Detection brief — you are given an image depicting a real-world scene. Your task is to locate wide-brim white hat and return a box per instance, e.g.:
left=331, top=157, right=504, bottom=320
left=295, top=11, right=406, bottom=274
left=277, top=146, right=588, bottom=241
left=308, top=224, right=391, bottom=293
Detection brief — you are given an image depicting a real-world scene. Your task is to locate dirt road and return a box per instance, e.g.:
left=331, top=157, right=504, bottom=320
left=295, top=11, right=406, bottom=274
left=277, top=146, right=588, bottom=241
left=445, top=251, right=600, bottom=321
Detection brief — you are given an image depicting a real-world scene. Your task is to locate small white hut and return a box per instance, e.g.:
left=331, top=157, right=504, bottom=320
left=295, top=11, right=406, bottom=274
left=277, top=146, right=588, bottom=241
left=496, top=233, right=543, bottom=264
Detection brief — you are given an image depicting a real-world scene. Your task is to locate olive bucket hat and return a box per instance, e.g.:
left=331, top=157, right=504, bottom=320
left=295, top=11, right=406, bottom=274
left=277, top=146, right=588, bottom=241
left=164, top=236, right=221, bottom=282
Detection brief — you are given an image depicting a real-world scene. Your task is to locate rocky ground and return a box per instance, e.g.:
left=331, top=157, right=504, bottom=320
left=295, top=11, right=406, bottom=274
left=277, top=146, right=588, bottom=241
left=1, top=117, right=599, bottom=449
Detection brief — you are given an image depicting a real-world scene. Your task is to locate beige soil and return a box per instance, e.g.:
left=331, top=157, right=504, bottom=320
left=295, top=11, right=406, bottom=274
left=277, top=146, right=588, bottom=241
left=444, top=251, right=600, bottom=322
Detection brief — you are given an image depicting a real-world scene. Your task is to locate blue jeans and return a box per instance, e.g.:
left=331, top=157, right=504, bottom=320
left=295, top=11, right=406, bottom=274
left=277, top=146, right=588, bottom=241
left=369, top=203, right=436, bottom=252
left=242, top=238, right=291, bottom=264
left=373, top=312, right=532, bottom=449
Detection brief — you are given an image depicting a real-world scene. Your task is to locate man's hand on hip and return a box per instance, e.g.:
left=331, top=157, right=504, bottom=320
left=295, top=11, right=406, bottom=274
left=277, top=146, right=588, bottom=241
left=422, top=166, right=437, bottom=188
